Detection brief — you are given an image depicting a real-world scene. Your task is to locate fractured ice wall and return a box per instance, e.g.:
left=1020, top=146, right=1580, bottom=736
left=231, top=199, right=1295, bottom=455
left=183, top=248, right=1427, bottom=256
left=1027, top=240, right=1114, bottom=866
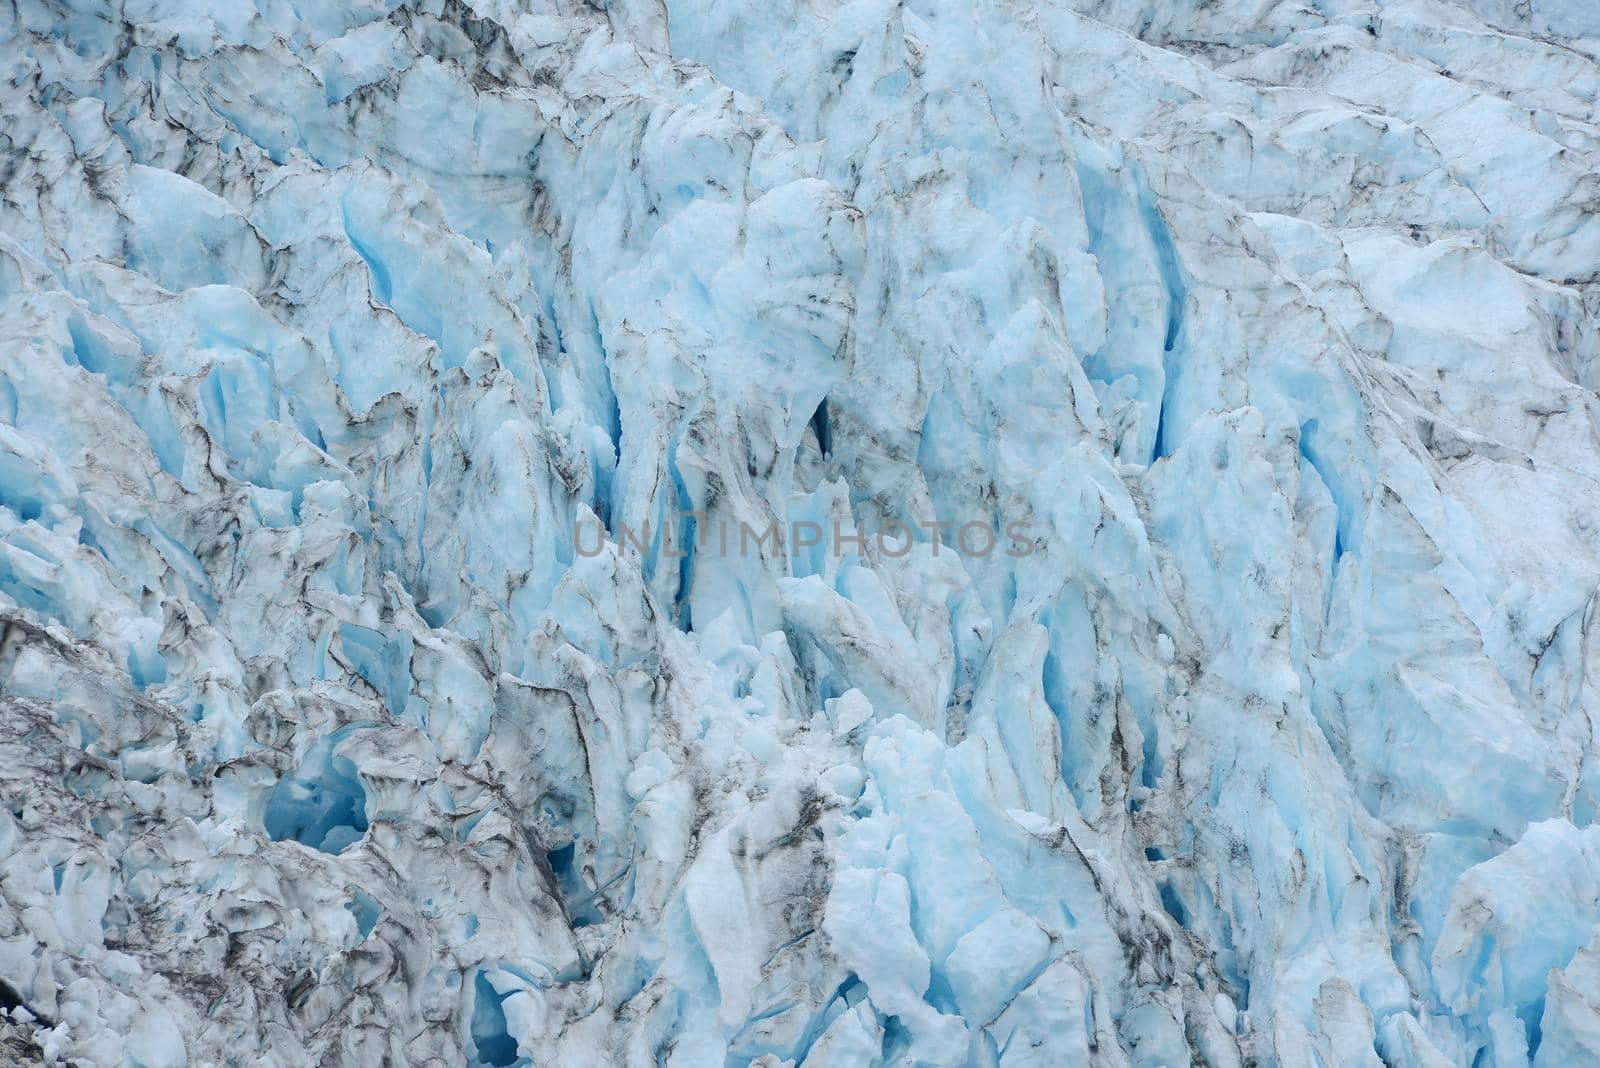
left=1, top=0, right=1599, bottom=1064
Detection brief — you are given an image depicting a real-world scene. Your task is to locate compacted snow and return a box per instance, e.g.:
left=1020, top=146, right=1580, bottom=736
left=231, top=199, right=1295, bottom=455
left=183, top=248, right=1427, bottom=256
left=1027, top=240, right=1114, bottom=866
left=2, top=0, right=1600, bottom=1064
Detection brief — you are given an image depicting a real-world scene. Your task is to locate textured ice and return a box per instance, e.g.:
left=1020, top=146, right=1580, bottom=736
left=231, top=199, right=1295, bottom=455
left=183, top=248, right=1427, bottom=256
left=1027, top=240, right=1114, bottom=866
left=1, top=0, right=1600, bottom=1064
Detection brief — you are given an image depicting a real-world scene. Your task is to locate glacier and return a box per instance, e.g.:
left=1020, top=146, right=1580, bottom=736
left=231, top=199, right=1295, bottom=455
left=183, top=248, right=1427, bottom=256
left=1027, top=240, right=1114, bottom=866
left=2, top=0, right=1600, bottom=1064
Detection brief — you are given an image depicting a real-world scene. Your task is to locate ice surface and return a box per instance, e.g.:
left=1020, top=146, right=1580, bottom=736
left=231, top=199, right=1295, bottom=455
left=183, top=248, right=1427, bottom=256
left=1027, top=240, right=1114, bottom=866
left=1, top=0, right=1599, bottom=1064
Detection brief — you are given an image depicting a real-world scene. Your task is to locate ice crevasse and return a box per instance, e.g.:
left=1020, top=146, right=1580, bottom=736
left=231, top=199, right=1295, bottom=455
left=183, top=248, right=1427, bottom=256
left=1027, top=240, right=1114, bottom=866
left=2, top=0, right=1600, bottom=1064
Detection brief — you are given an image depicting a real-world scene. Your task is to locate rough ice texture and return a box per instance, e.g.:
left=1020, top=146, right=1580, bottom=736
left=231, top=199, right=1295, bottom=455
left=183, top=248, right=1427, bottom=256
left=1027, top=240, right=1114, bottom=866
left=1, top=0, right=1599, bottom=1064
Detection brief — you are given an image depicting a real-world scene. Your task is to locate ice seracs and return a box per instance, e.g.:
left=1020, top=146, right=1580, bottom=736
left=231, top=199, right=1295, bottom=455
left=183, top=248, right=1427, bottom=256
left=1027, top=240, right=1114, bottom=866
left=1, top=0, right=1599, bottom=1064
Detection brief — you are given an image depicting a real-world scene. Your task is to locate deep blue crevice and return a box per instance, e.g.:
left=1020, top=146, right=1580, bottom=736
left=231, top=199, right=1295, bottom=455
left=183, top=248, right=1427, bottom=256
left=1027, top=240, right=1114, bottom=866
left=547, top=841, right=603, bottom=927
left=126, top=644, right=168, bottom=689
left=1070, top=153, right=1122, bottom=394
left=607, top=389, right=624, bottom=467
left=1158, top=880, right=1190, bottom=930
left=264, top=727, right=371, bottom=854
left=1151, top=392, right=1171, bottom=463
left=336, top=623, right=411, bottom=716
left=470, top=971, right=519, bottom=1067
left=667, top=447, right=695, bottom=633
left=593, top=305, right=624, bottom=485
left=341, top=207, right=393, bottom=306
left=787, top=973, right=865, bottom=1065
left=568, top=300, right=623, bottom=531
left=65, top=314, right=124, bottom=384
left=0, top=557, right=55, bottom=620
left=1298, top=419, right=1357, bottom=588
left=1135, top=172, right=1188, bottom=464
left=1072, top=143, right=1189, bottom=465
left=809, top=397, right=833, bottom=458
left=881, top=1015, right=912, bottom=1063
left=923, top=968, right=959, bottom=1016
left=1040, top=637, right=1082, bottom=808
left=1138, top=189, right=1187, bottom=356
left=1519, top=997, right=1545, bottom=1060
left=0, top=463, right=46, bottom=522
left=1206, top=897, right=1251, bottom=1010
left=1140, top=726, right=1162, bottom=791
left=345, top=888, right=381, bottom=940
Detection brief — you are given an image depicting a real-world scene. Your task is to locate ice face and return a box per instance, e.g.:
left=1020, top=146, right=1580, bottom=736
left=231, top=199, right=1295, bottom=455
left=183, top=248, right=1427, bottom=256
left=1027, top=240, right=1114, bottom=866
left=1, top=0, right=1598, bottom=1064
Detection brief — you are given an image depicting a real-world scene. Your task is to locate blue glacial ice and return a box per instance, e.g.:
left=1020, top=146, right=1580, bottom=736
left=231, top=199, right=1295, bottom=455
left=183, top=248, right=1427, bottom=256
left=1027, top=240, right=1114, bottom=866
left=2, top=0, right=1600, bottom=1064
